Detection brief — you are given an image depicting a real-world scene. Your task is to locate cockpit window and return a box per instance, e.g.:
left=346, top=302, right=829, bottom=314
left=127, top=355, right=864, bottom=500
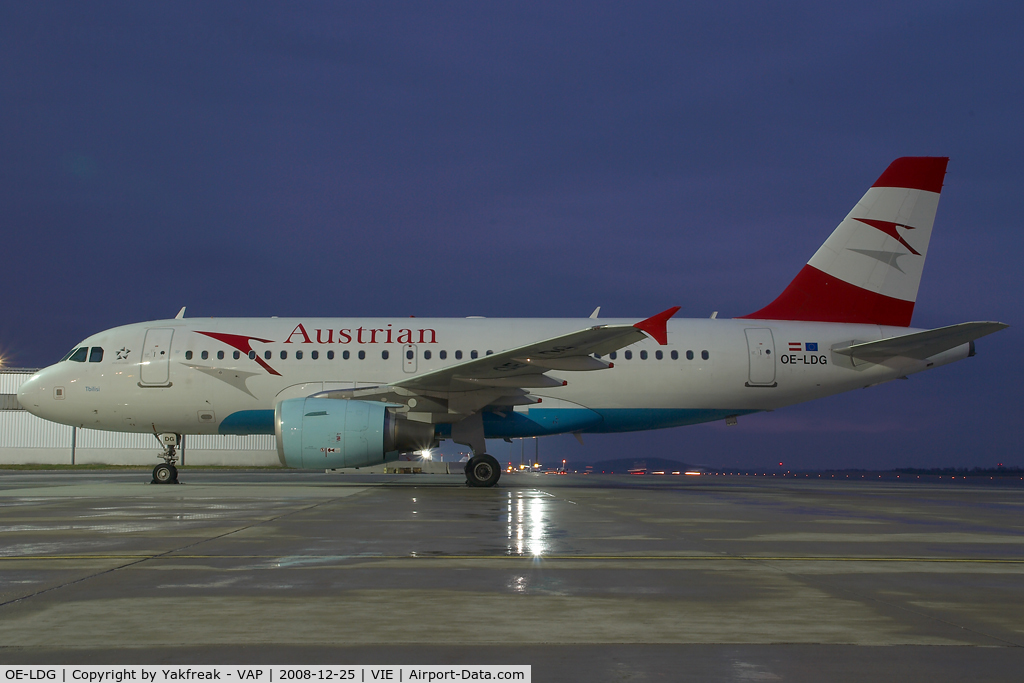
left=89, top=347, right=104, bottom=363
left=60, top=348, right=77, bottom=362
left=69, top=347, right=88, bottom=363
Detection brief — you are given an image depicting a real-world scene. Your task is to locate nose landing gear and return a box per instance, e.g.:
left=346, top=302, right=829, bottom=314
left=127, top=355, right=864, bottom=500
left=152, top=462, right=178, bottom=484
left=152, top=433, right=181, bottom=484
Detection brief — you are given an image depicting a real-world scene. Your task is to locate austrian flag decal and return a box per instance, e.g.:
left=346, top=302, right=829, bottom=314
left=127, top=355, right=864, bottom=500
left=789, top=342, right=818, bottom=351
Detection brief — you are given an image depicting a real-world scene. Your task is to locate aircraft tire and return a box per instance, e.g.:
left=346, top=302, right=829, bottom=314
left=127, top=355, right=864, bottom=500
left=465, top=454, right=501, bottom=487
left=152, top=463, right=178, bottom=485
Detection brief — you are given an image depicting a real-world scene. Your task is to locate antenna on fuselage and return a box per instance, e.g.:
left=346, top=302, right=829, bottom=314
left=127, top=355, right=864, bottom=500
left=175, top=307, right=186, bottom=320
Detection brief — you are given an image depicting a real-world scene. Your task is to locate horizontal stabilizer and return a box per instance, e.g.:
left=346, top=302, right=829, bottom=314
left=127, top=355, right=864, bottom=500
left=833, top=321, right=1008, bottom=363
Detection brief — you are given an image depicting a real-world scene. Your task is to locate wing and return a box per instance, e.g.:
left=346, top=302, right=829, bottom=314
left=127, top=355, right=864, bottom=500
left=313, top=307, right=680, bottom=422
left=832, top=321, right=1008, bottom=364
left=396, top=324, right=629, bottom=391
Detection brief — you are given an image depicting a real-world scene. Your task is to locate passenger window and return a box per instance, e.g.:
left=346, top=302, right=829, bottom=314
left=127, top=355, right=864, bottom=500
left=296, top=350, right=303, bottom=360
left=280, top=351, right=288, bottom=360
left=406, top=350, right=414, bottom=360
left=440, top=350, right=447, bottom=360
left=624, top=350, right=632, bottom=360
left=201, top=351, right=209, bottom=360
left=358, top=350, right=365, bottom=360
left=248, top=351, right=256, bottom=359
left=89, top=347, right=104, bottom=363
left=327, top=350, right=335, bottom=360
left=185, top=350, right=193, bottom=360
left=233, top=351, right=240, bottom=360
left=217, top=350, right=224, bottom=360
left=702, top=350, right=709, bottom=360
left=671, top=350, right=678, bottom=360
left=343, top=350, right=350, bottom=360
left=486, top=350, right=493, bottom=355
left=640, top=350, right=648, bottom=360
left=424, top=350, right=432, bottom=360
left=381, top=350, right=388, bottom=360
left=311, top=350, right=319, bottom=360
left=471, top=350, right=478, bottom=359
left=609, top=352, right=617, bottom=360
left=264, top=351, right=272, bottom=360
left=686, top=350, right=694, bottom=360
left=655, top=350, right=663, bottom=360
left=69, top=347, right=88, bottom=363
left=455, top=350, right=463, bottom=360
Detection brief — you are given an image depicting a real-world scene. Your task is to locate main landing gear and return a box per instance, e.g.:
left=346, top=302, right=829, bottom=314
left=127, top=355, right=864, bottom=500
left=152, top=433, right=181, bottom=485
left=452, top=413, right=500, bottom=487
left=465, top=454, right=501, bottom=487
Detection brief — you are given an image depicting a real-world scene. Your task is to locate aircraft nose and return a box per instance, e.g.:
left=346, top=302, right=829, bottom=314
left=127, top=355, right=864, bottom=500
left=16, top=372, right=39, bottom=413
left=16, top=368, right=53, bottom=418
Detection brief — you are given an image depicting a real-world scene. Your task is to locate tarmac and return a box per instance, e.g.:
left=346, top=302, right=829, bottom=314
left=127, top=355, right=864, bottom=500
left=0, top=469, right=1022, bottom=681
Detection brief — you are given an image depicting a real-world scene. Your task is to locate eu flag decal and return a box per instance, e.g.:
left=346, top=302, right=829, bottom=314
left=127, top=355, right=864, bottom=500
left=805, top=342, right=818, bottom=352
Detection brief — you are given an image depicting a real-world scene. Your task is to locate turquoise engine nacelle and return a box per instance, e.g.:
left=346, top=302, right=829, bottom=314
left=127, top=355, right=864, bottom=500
left=275, top=397, right=434, bottom=469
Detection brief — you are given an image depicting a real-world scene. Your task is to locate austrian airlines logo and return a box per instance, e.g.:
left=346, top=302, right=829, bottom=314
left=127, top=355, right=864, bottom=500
left=195, top=331, right=281, bottom=376
left=853, top=218, right=920, bottom=255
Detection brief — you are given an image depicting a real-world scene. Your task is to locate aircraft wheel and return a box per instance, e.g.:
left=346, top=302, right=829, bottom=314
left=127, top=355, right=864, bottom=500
left=465, top=454, right=501, bottom=487
left=152, top=463, right=178, bottom=485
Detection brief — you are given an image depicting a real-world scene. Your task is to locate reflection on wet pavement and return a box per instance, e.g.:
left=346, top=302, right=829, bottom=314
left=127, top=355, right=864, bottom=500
left=506, top=490, right=553, bottom=556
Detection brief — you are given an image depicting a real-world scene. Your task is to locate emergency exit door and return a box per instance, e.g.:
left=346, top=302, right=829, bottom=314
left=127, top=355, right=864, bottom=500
left=744, top=328, right=777, bottom=387
left=403, top=344, right=417, bottom=373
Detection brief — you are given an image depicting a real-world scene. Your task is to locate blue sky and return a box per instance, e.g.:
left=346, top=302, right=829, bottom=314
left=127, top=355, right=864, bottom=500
left=2, top=2, right=1020, bottom=468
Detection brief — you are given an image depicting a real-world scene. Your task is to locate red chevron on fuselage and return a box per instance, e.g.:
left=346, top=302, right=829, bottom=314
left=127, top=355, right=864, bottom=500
left=196, top=330, right=281, bottom=376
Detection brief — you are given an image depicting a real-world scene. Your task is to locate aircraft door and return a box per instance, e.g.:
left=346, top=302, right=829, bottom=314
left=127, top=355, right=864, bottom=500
left=744, top=328, right=777, bottom=387
left=403, top=344, right=417, bottom=373
left=140, top=328, right=174, bottom=385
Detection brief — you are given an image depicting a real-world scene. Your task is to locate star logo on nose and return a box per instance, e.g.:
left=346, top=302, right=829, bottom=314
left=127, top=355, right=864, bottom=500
left=116, top=347, right=131, bottom=360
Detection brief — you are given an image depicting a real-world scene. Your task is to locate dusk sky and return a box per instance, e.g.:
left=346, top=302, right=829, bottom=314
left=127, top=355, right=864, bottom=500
left=2, top=3, right=1020, bottom=469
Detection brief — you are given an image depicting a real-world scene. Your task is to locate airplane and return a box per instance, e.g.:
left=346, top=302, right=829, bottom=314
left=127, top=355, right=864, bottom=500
left=17, top=157, right=1007, bottom=487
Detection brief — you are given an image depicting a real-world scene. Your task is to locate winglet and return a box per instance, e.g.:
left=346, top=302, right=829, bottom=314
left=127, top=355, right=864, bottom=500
left=633, top=306, right=680, bottom=345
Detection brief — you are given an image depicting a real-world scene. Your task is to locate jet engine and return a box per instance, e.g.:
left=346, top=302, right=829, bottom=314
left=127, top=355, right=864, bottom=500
left=275, top=397, right=435, bottom=469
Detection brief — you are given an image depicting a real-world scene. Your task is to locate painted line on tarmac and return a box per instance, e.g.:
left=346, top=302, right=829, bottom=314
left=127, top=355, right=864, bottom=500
left=2, top=554, right=1024, bottom=563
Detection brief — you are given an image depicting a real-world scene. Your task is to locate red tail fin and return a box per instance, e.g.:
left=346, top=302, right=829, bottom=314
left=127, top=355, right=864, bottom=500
left=739, top=157, right=948, bottom=327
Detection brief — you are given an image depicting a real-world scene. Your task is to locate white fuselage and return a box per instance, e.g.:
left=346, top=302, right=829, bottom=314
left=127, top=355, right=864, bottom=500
left=17, top=316, right=969, bottom=440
